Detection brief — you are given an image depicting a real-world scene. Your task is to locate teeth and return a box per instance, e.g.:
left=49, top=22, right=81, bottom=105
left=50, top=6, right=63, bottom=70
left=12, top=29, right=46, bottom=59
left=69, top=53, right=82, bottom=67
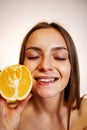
left=38, top=78, right=55, bottom=82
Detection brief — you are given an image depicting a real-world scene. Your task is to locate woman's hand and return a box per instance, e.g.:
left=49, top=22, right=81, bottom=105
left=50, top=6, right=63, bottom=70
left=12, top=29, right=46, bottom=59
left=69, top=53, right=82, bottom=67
left=0, top=93, right=32, bottom=130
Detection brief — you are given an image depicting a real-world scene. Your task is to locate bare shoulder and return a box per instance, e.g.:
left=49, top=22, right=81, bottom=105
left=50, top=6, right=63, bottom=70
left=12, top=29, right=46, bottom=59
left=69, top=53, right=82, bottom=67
left=80, top=96, right=87, bottom=112
left=80, top=96, right=87, bottom=121
left=71, top=97, right=87, bottom=129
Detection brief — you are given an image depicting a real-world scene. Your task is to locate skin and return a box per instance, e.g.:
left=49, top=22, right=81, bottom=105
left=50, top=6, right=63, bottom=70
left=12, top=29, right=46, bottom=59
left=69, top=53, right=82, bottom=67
left=20, top=28, right=87, bottom=130
left=20, top=28, right=71, bottom=130
left=24, top=28, right=71, bottom=98
left=0, top=28, right=87, bottom=130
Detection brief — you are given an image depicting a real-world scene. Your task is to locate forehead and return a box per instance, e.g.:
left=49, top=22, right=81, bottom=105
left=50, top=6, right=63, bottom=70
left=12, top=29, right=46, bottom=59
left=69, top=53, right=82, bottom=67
left=26, top=28, right=67, bottom=49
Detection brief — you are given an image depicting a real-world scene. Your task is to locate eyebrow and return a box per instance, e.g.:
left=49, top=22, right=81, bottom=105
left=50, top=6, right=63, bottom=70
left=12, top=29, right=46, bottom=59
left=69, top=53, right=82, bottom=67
left=52, top=47, right=68, bottom=51
left=25, top=47, right=41, bottom=51
left=25, top=46, right=68, bottom=52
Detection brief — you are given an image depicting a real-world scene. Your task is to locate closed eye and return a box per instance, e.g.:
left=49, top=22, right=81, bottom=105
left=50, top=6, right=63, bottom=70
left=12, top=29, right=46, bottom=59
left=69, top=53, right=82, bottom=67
left=54, top=57, right=66, bottom=60
left=27, top=56, right=40, bottom=60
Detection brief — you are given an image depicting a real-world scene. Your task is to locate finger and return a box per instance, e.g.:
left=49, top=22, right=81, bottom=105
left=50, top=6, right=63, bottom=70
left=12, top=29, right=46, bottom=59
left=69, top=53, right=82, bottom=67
left=0, top=97, right=7, bottom=115
left=15, top=93, right=32, bottom=114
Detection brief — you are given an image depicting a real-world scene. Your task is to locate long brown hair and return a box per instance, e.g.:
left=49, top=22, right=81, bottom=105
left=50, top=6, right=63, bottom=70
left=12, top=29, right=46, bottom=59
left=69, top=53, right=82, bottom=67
left=19, top=22, right=81, bottom=130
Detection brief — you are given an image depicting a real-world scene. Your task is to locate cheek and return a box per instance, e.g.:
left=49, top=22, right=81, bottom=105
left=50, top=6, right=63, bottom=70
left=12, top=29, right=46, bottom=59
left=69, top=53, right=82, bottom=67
left=58, top=62, right=71, bottom=79
left=23, top=60, right=38, bottom=73
left=63, top=66, right=71, bottom=85
left=57, top=63, right=71, bottom=90
left=62, top=65, right=70, bottom=76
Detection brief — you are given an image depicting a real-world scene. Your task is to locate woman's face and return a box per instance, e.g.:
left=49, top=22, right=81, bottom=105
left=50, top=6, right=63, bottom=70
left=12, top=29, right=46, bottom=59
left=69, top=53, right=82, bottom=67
left=24, top=28, right=71, bottom=98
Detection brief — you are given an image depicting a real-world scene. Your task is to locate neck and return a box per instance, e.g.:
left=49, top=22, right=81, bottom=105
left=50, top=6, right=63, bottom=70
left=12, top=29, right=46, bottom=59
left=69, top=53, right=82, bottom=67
left=31, top=92, right=65, bottom=116
left=29, top=92, right=68, bottom=130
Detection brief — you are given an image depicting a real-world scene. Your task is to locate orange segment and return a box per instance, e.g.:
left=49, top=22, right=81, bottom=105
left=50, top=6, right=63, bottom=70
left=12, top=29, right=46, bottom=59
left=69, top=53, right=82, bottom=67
left=0, top=64, right=32, bottom=102
left=17, top=66, right=32, bottom=99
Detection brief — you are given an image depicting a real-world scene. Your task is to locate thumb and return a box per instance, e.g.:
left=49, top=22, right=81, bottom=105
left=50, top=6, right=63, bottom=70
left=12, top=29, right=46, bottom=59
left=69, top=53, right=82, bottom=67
left=15, top=93, right=32, bottom=114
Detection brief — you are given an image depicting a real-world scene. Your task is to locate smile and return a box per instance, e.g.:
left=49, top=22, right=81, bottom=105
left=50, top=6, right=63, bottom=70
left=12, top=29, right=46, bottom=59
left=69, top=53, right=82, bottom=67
left=34, top=76, right=58, bottom=84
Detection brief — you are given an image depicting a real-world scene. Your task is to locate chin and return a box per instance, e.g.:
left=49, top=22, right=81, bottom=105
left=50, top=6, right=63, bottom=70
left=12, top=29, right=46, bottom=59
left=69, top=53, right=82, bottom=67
left=32, top=90, right=60, bottom=98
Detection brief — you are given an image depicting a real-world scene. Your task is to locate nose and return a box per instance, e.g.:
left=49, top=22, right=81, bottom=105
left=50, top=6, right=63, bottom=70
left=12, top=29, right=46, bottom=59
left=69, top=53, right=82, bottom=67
left=38, top=57, right=53, bottom=72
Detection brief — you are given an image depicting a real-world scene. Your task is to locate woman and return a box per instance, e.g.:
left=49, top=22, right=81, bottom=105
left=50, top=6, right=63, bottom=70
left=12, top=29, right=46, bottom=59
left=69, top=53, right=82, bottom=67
left=0, top=22, right=87, bottom=130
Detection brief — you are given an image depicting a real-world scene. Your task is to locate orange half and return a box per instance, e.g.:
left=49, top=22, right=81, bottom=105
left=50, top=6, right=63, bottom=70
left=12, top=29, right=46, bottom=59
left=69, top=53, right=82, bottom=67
left=0, top=64, right=32, bottom=102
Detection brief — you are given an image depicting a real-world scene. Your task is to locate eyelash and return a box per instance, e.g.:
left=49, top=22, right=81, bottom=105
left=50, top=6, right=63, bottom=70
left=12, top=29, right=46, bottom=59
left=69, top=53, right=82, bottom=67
left=27, top=56, right=66, bottom=61
left=27, top=56, right=39, bottom=60
left=54, top=57, right=66, bottom=60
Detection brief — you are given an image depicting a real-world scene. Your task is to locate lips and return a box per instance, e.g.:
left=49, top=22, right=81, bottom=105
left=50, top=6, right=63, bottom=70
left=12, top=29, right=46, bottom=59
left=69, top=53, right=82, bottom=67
left=34, top=76, right=58, bottom=85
